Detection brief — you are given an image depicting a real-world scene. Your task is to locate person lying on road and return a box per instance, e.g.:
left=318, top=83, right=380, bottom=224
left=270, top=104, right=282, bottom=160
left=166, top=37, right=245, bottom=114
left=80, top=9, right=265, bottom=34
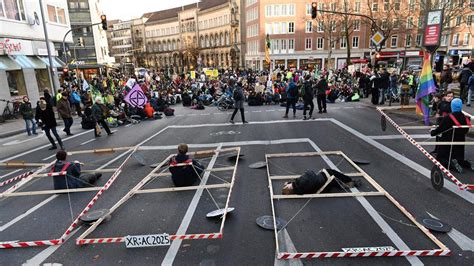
left=282, top=169, right=360, bottom=195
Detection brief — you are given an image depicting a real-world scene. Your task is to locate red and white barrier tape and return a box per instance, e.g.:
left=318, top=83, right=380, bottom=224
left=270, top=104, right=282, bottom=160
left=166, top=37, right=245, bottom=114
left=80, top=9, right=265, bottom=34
left=0, top=171, right=33, bottom=187
left=60, top=148, right=137, bottom=241
left=278, top=249, right=451, bottom=259
left=0, top=239, right=62, bottom=249
left=77, top=233, right=222, bottom=245
left=377, top=108, right=471, bottom=190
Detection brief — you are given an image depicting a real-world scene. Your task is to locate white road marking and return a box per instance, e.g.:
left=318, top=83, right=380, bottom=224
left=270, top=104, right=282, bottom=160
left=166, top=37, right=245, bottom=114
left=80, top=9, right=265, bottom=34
left=3, top=133, right=45, bottom=146
left=0, top=169, right=22, bottom=180
left=139, top=138, right=310, bottom=150
left=307, top=139, right=423, bottom=265
left=275, top=229, right=303, bottom=266
left=42, top=154, right=57, bottom=161
left=79, top=139, right=96, bottom=146
left=427, top=212, right=474, bottom=251
left=369, top=134, right=431, bottom=140
left=330, top=119, right=473, bottom=204
left=214, top=112, right=225, bottom=115
left=0, top=195, right=58, bottom=232
left=252, top=110, right=262, bottom=113
left=23, top=226, right=81, bottom=266
left=0, top=129, right=94, bottom=164
left=162, top=144, right=222, bottom=265
left=200, top=113, right=211, bottom=116
left=125, top=123, right=133, bottom=127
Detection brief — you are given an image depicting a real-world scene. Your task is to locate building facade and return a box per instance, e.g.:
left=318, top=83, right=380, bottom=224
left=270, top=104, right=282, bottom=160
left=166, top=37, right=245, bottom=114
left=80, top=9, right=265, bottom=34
left=0, top=0, right=72, bottom=110
left=65, top=0, right=113, bottom=80
left=245, top=0, right=473, bottom=71
left=143, top=0, right=243, bottom=73
left=109, top=20, right=133, bottom=73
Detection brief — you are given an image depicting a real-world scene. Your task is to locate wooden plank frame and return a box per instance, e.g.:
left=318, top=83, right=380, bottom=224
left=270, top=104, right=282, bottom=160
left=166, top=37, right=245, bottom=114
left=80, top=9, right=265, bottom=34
left=266, top=151, right=450, bottom=260
left=75, top=147, right=241, bottom=246
left=377, top=106, right=474, bottom=190
left=0, top=146, right=137, bottom=249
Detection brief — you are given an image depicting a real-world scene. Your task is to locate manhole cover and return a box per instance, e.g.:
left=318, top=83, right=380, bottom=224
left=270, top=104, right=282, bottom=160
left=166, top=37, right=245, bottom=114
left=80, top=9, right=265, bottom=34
left=80, top=209, right=110, bottom=223
left=419, top=217, right=451, bottom=233
left=256, top=215, right=287, bottom=230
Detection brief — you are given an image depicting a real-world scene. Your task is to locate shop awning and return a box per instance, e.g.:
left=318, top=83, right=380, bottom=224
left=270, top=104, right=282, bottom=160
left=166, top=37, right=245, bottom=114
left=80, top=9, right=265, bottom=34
left=9, top=55, right=47, bottom=69
left=37, top=56, right=66, bottom=68
left=0, top=55, right=21, bottom=71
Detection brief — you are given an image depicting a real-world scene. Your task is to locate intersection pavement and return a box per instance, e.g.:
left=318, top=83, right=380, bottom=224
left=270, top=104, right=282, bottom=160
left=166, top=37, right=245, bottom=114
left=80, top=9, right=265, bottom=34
left=0, top=100, right=472, bottom=265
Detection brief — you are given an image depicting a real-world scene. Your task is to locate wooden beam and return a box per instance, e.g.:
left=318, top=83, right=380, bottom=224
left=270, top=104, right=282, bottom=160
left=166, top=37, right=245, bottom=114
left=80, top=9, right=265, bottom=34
left=152, top=166, right=236, bottom=177
left=134, top=183, right=231, bottom=194
left=0, top=162, right=46, bottom=167
left=266, top=151, right=342, bottom=158
left=32, top=168, right=119, bottom=178
left=400, top=126, right=432, bottom=129
left=272, top=192, right=385, bottom=199
left=417, top=142, right=474, bottom=146
left=4, top=187, right=101, bottom=197
left=270, top=172, right=363, bottom=180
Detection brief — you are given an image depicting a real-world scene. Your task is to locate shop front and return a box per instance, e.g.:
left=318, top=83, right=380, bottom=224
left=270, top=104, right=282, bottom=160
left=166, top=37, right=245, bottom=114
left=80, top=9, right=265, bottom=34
left=448, top=49, right=472, bottom=67
left=300, top=58, right=322, bottom=71
left=0, top=38, right=64, bottom=109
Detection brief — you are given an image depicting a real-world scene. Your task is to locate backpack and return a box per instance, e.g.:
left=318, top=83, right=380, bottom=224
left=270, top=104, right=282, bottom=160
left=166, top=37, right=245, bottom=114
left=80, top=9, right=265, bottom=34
left=70, top=92, right=81, bottom=104
left=288, top=84, right=298, bottom=98
left=164, top=107, right=174, bottom=116
left=233, top=89, right=242, bottom=101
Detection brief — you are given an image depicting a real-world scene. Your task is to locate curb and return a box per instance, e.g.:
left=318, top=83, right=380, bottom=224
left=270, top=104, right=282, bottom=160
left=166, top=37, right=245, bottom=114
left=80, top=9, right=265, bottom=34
left=0, top=129, right=25, bottom=139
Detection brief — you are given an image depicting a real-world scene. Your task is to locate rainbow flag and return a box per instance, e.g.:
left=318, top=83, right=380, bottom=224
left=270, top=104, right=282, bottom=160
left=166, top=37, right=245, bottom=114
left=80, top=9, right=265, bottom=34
left=415, top=52, right=437, bottom=125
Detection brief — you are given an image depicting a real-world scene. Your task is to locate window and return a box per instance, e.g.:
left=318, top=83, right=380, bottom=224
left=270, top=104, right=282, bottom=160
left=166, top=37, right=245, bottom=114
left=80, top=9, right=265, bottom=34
left=317, top=21, right=324, bottom=32
left=265, top=23, right=272, bottom=34
left=79, top=0, right=88, bottom=9
left=288, top=4, right=295, bottom=16
left=306, top=21, right=312, bottom=33
left=281, top=39, right=287, bottom=52
left=281, top=22, right=287, bottom=34
left=407, top=17, right=413, bottom=29
left=265, top=5, right=272, bottom=17
left=1, top=0, right=26, bottom=21
left=281, top=4, right=287, bottom=16
left=274, top=5, right=280, bottom=16
left=340, top=37, right=347, bottom=48
left=330, top=21, right=336, bottom=32
left=416, top=34, right=422, bottom=46
left=330, top=2, right=336, bottom=11
left=441, top=34, right=449, bottom=46
left=383, top=0, right=389, bottom=11
left=288, top=22, right=295, bottom=33
left=288, top=39, right=294, bottom=52
left=405, top=35, right=412, bottom=47
left=372, top=3, right=378, bottom=12
left=317, top=3, right=324, bottom=15
left=352, top=36, right=359, bottom=48
left=317, top=38, right=324, bottom=49
left=456, top=16, right=462, bottom=26
left=391, top=35, right=398, bottom=47
left=353, top=20, right=360, bottom=31
left=331, top=40, right=336, bottom=49
left=418, top=18, right=424, bottom=28
left=47, top=5, right=66, bottom=24
left=468, top=15, right=473, bottom=26
left=464, top=33, right=471, bottom=45
left=381, top=19, right=388, bottom=30
left=409, top=0, right=415, bottom=11
left=452, top=33, right=459, bottom=45
left=354, top=1, right=360, bottom=13
left=305, top=3, right=311, bottom=15
left=305, top=38, right=312, bottom=50
left=394, top=0, right=401, bottom=11
left=393, top=19, right=400, bottom=29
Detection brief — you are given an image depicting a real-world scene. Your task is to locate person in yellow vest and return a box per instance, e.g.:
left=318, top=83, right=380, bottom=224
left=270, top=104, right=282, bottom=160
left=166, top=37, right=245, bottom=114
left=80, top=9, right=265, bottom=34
left=55, top=89, right=63, bottom=103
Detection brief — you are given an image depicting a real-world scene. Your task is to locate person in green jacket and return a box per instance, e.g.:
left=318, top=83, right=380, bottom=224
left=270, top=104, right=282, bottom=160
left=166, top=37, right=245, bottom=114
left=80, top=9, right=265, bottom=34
left=19, top=96, right=37, bottom=136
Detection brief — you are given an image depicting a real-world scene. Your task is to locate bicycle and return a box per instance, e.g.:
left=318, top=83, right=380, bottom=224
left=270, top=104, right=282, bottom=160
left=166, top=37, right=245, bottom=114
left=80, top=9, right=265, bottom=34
left=0, top=99, right=20, bottom=121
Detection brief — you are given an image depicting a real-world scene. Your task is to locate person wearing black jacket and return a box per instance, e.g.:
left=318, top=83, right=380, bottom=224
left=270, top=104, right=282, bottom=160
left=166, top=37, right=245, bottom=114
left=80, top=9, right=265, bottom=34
left=19, top=96, right=37, bottom=136
left=430, top=98, right=472, bottom=172
left=282, top=169, right=358, bottom=195
left=370, top=71, right=382, bottom=105
left=35, top=98, right=64, bottom=150
left=315, top=76, right=328, bottom=113
left=168, top=143, right=204, bottom=187
left=379, top=69, right=390, bottom=105
left=51, top=150, right=101, bottom=190
left=302, top=76, right=314, bottom=120
left=459, top=65, right=472, bottom=103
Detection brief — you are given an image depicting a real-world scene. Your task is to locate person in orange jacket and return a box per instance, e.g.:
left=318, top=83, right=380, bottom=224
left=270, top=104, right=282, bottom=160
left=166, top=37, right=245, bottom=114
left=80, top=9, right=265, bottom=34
left=144, top=103, right=155, bottom=118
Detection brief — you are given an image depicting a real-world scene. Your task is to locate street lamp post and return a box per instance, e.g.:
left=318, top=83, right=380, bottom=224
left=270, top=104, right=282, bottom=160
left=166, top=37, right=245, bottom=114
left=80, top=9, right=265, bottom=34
left=39, top=0, right=57, bottom=94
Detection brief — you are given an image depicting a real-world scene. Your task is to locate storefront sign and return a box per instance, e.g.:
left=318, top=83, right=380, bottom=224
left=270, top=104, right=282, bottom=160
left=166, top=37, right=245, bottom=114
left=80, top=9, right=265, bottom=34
left=0, top=38, right=34, bottom=55
left=423, top=10, right=443, bottom=50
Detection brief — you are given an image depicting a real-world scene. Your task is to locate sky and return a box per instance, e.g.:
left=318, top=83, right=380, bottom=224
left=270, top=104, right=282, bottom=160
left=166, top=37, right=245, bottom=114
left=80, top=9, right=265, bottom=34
left=101, top=0, right=200, bottom=20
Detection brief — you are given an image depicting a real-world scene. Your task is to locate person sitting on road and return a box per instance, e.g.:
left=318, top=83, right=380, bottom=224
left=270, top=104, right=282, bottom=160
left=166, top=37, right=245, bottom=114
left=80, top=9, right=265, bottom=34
left=430, top=98, right=473, bottom=173
left=168, top=143, right=204, bottom=187
left=282, top=169, right=360, bottom=195
left=51, top=150, right=101, bottom=190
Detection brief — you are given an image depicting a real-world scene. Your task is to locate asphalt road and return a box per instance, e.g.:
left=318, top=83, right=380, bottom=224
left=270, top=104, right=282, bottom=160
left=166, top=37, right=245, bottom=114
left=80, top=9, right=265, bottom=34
left=0, top=100, right=472, bottom=266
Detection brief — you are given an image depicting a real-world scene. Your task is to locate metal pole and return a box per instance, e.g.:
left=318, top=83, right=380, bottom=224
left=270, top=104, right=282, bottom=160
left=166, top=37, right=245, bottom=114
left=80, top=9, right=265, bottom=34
left=74, top=44, right=81, bottom=90
left=39, top=0, right=57, bottom=94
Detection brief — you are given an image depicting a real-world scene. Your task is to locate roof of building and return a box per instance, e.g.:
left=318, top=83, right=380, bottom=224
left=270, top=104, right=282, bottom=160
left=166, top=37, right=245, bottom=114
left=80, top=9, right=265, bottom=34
left=145, top=0, right=229, bottom=24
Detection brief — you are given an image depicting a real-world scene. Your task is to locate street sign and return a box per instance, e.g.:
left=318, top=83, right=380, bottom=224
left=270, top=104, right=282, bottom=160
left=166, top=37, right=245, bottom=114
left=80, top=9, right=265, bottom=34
left=125, top=233, right=171, bottom=248
left=423, top=10, right=443, bottom=53
left=371, top=32, right=384, bottom=46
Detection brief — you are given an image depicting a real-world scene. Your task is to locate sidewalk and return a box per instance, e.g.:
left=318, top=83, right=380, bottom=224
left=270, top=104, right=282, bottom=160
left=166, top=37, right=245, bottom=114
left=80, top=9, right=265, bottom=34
left=0, top=116, right=82, bottom=139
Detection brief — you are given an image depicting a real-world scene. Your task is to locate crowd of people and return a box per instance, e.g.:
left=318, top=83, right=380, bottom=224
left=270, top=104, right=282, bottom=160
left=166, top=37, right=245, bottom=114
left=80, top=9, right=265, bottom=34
left=14, top=58, right=474, bottom=151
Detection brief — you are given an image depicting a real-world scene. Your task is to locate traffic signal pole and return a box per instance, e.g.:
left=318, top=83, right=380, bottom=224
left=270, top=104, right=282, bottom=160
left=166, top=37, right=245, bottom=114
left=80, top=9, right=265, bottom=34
left=39, top=0, right=57, bottom=94
left=61, top=22, right=102, bottom=65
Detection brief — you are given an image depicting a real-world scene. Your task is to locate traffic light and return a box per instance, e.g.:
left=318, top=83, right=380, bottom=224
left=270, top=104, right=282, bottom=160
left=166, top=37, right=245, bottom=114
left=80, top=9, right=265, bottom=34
left=375, top=53, right=381, bottom=59
left=62, top=68, right=69, bottom=76
left=100, top=14, right=107, bottom=30
left=311, top=2, right=318, bottom=19
left=77, top=37, right=84, bottom=47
